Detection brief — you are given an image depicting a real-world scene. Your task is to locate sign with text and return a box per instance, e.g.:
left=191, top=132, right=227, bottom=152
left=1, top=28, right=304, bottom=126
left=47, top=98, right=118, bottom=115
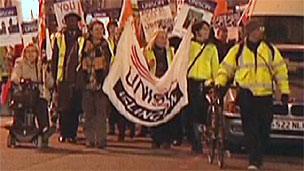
left=21, top=20, right=38, bottom=34
left=173, top=0, right=216, bottom=37
left=0, top=7, right=22, bottom=46
left=212, top=12, right=241, bottom=28
left=138, top=0, right=174, bottom=41
left=53, top=0, right=85, bottom=29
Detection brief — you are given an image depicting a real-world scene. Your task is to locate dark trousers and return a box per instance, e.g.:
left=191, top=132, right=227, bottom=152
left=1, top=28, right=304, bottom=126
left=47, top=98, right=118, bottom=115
left=170, top=113, right=183, bottom=142
left=186, top=79, right=208, bottom=151
left=14, top=98, right=49, bottom=131
left=111, top=106, right=135, bottom=139
left=116, top=110, right=135, bottom=139
left=239, top=88, right=273, bottom=166
left=82, top=90, right=107, bottom=145
left=58, top=82, right=82, bottom=139
left=108, top=104, right=118, bottom=134
left=151, top=121, right=173, bottom=145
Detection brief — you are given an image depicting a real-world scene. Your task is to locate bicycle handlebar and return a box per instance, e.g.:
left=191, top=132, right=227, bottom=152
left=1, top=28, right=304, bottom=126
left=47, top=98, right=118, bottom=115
left=205, top=84, right=240, bottom=104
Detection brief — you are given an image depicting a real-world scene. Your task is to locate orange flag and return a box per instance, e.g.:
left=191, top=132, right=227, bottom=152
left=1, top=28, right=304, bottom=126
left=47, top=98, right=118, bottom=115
left=214, top=0, right=228, bottom=16
left=119, top=0, right=133, bottom=28
left=119, top=0, right=145, bottom=47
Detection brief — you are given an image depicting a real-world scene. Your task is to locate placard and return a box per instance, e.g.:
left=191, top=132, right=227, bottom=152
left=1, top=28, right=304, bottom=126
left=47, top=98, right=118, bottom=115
left=0, top=7, right=22, bottom=46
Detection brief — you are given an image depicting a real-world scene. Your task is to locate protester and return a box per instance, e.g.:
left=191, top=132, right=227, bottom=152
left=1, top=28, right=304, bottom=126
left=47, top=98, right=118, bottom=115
left=0, top=47, right=13, bottom=86
left=144, top=30, right=175, bottom=149
left=169, top=35, right=183, bottom=146
left=51, top=12, right=83, bottom=143
left=186, top=20, right=219, bottom=154
left=214, top=26, right=234, bottom=63
left=78, top=20, right=111, bottom=149
left=10, top=43, right=54, bottom=136
left=106, top=20, right=118, bottom=135
left=215, top=19, right=290, bottom=170
left=106, top=20, right=135, bottom=141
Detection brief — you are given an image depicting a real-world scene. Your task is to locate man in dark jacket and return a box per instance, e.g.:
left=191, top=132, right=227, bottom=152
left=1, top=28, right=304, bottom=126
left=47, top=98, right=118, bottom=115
left=51, top=12, right=83, bottom=143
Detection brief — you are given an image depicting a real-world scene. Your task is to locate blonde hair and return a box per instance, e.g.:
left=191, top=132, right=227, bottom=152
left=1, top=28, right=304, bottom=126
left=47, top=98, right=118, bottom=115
left=21, top=43, right=40, bottom=60
left=144, top=30, right=169, bottom=52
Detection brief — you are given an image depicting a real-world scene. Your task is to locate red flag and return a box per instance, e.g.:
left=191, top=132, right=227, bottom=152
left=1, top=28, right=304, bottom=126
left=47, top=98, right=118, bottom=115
left=1, top=81, right=12, bottom=106
left=38, top=0, right=46, bottom=50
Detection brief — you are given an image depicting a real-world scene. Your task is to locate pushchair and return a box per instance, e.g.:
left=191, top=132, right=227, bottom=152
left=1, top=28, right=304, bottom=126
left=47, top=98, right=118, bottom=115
left=7, top=79, right=50, bottom=148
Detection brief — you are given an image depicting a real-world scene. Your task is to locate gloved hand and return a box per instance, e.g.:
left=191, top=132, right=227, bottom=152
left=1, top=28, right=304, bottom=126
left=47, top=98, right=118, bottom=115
left=281, top=94, right=289, bottom=105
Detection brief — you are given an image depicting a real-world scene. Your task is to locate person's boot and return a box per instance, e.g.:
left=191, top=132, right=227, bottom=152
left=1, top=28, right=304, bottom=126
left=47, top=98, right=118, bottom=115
left=96, top=140, right=107, bottom=149
left=151, top=142, right=161, bottom=149
left=172, top=139, right=182, bottom=146
left=118, top=134, right=125, bottom=142
left=162, top=143, right=171, bottom=149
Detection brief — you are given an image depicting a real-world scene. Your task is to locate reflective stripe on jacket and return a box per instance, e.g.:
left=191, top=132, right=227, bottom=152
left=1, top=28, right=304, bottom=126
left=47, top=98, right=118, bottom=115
left=188, top=41, right=219, bottom=85
left=107, top=38, right=115, bottom=64
left=215, top=41, right=290, bottom=96
left=55, top=32, right=66, bottom=82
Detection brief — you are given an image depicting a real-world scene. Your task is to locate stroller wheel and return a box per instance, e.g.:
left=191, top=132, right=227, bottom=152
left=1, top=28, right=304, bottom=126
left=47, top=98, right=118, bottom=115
left=7, top=134, right=16, bottom=148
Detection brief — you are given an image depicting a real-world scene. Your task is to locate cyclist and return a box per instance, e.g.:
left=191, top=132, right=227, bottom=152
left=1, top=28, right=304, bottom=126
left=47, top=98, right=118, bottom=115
left=215, top=19, right=290, bottom=170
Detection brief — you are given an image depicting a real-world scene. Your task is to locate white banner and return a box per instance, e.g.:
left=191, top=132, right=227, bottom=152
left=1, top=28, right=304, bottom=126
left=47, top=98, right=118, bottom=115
left=173, top=0, right=216, bottom=37
left=53, top=0, right=85, bottom=30
left=0, top=6, right=22, bottom=46
left=103, top=20, right=192, bottom=127
left=138, top=0, right=174, bottom=41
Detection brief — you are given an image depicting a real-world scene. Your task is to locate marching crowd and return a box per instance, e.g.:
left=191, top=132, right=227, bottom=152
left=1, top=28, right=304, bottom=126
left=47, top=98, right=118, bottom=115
left=1, top=10, right=290, bottom=170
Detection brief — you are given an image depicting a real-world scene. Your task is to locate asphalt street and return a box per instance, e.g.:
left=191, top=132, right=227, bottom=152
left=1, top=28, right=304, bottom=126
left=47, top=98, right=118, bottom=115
left=0, top=117, right=303, bottom=171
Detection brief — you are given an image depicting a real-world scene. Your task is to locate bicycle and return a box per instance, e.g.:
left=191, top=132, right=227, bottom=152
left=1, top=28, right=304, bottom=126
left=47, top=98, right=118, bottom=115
left=203, top=86, right=225, bottom=169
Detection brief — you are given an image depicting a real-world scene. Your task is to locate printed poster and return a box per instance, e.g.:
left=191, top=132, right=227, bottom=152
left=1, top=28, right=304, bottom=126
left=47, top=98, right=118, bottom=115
left=0, top=7, right=22, bottom=46
left=138, top=0, right=174, bottom=41
left=173, top=0, right=216, bottom=37
left=53, top=0, right=85, bottom=30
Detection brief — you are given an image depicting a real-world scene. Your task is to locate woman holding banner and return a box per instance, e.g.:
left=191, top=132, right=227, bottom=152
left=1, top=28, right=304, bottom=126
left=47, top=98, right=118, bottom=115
left=144, top=29, right=175, bottom=149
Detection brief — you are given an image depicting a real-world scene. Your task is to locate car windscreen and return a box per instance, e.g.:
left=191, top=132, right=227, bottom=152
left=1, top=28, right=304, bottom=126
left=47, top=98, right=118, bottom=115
left=258, top=16, right=304, bottom=45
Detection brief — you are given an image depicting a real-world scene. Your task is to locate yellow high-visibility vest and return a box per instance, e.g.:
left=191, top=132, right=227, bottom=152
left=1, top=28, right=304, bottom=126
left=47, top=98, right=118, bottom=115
left=145, top=47, right=174, bottom=75
left=215, top=41, right=290, bottom=96
left=55, top=32, right=66, bottom=82
left=107, top=38, right=115, bottom=64
left=188, top=41, right=219, bottom=85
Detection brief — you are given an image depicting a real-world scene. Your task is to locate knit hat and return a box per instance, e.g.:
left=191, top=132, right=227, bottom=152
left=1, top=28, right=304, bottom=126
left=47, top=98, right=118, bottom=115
left=64, top=12, right=81, bottom=22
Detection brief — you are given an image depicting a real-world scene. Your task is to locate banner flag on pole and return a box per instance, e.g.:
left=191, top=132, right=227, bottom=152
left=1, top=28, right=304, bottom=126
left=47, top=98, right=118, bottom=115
left=103, top=19, right=192, bottom=127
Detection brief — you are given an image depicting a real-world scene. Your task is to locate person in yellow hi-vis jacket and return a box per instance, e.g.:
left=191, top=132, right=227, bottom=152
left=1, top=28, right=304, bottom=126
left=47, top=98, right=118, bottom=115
left=144, top=30, right=174, bottom=149
left=186, top=20, right=219, bottom=154
left=215, top=19, right=290, bottom=170
left=106, top=20, right=118, bottom=136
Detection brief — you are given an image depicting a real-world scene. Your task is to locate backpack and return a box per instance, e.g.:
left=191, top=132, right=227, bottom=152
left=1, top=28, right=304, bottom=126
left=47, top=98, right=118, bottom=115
left=235, top=41, right=275, bottom=66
